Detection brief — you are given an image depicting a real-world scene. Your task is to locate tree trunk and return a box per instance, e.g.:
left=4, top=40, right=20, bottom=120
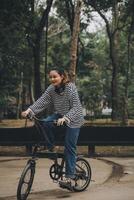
left=28, top=0, right=53, bottom=99
left=110, top=32, right=119, bottom=120
left=16, top=72, right=23, bottom=119
left=45, top=16, right=48, bottom=90
left=65, top=0, right=74, bottom=34
left=29, top=78, right=35, bottom=104
left=122, top=9, right=134, bottom=125
left=69, top=0, right=82, bottom=82
left=33, top=40, right=42, bottom=100
left=110, top=1, right=120, bottom=120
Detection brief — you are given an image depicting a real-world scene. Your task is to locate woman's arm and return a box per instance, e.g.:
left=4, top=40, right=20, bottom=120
left=22, top=86, right=52, bottom=117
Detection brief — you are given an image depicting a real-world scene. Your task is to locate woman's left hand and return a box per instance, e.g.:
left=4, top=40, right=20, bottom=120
left=57, top=117, right=66, bottom=126
left=57, top=116, right=70, bottom=126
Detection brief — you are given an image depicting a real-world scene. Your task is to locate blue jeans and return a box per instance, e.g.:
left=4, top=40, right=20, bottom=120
left=42, top=113, right=61, bottom=149
left=64, top=126, right=80, bottom=178
left=42, top=114, right=80, bottom=179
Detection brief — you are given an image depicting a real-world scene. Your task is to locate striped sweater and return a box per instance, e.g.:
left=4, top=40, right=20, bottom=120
left=29, top=82, right=84, bottom=128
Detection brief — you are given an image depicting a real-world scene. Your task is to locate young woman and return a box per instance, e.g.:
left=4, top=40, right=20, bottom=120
left=21, top=68, right=84, bottom=189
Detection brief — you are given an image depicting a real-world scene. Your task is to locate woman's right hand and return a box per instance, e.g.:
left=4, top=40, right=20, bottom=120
left=21, top=108, right=31, bottom=118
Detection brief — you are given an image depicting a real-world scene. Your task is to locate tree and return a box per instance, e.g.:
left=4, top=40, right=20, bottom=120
left=79, top=65, right=103, bottom=119
left=69, top=0, right=82, bottom=82
left=26, top=0, right=53, bottom=99
left=122, top=0, right=134, bottom=124
left=84, top=0, right=131, bottom=121
left=0, top=0, right=32, bottom=119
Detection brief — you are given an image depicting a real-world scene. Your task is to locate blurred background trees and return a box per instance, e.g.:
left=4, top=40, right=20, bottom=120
left=0, top=0, right=134, bottom=123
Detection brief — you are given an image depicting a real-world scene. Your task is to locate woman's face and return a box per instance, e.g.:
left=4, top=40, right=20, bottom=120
left=49, top=70, right=63, bottom=86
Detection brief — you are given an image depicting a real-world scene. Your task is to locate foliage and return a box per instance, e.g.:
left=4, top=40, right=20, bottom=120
left=0, top=0, right=134, bottom=121
left=0, top=0, right=33, bottom=116
left=78, top=68, right=103, bottom=119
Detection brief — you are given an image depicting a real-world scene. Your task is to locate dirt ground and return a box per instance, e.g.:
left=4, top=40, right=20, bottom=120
left=0, top=146, right=134, bottom=157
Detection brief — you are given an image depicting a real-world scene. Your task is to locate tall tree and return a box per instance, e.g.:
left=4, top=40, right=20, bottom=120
left=0, top=0, right=32, bottom=119
left=65, top=0, right=75, bottom=34
left=27, top=0, right=53, bottom=99
left=122, top=0, right=134, bottom=124
left=69, top=0, right=82, bottom=82
left=84, top=0, right=130, bottom=120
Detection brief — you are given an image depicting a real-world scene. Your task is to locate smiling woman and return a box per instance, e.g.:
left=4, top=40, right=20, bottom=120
left=49, top=70, right=63, bottom=85
left=49, top=69, right=70, bottom=95
left=21, top=68, right=84, bottom=189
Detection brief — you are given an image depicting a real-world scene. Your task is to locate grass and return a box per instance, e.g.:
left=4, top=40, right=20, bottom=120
left=0, top=119, right=134, bottom=128
left=0, top=146, right=134, bottom=157
left=84, top=119, right=134, bottom=126
left=0, top=119, right=33, bottom=128
left=77, top=146, right=134, bottom=157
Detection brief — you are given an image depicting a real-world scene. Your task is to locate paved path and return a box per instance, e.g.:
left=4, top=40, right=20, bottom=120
left=0, top=156, right=134, bottom=200
left=0, top=156, right=111, bottom=198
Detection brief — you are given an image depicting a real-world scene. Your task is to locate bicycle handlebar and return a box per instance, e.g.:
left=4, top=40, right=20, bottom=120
left=26, top=113, right=58, bottom=124
left=24, top=112, right=66, bottom=149
left=27, top=114, right=39, bottom=121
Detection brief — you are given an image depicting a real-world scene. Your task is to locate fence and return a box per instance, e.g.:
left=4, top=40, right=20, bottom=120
left=0, top=125, right=134, bottom=155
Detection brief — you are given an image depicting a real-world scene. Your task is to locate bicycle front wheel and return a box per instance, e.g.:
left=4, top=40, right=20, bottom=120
left=17, top=161, right=35, bottom=200
left=73, top=157, right=91, bottom=192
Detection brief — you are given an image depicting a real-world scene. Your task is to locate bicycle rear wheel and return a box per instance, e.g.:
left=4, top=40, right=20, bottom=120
left=17, top=161, right=35, bottom=200
left=73, top=157, right=91, bottom=192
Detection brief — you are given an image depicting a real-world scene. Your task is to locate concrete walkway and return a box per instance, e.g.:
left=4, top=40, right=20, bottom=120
left=0, top=156, right=112, bottom=198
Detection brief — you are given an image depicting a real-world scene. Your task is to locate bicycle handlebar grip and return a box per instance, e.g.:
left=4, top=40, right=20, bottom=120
left=27, top=113, right=34, bottom=120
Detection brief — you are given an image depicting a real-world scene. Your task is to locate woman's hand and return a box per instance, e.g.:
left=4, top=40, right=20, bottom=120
left=21, top=108, right=31, bottom=118
left=57, top=116, right=70, bottom=126
left=57, top=117, right=66, bottom=126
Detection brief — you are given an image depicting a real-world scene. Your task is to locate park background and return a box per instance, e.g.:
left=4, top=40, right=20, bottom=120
left=0, top=0, right=134, bottom=155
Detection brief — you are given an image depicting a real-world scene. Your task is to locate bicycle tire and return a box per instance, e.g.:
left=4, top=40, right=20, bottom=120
left=73, top=157, right=91, bottom=192
left=17, top=162, right=35, bottom=200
